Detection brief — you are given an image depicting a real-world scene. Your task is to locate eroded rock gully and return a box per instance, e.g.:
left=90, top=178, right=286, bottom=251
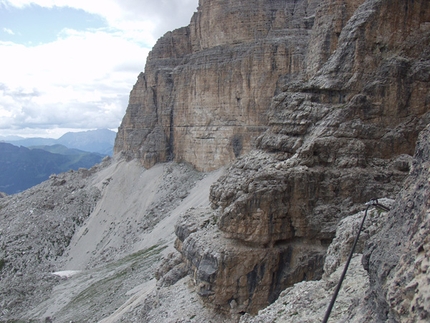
left=171, top=0, right=430, bottom=317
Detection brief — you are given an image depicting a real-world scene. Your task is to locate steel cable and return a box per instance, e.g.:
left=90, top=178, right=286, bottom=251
left=322, top=199, right=390, bottom=323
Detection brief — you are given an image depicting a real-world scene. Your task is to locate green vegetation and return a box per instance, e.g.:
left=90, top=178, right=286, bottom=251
left=0, top=142, right=104, bottom=194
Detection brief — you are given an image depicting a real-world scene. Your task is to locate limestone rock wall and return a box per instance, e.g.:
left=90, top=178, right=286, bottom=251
left=114, top=0, right=320, bottom=171
left=115, top=0, right=429, bottom=318
left=237, top=125, right=430, bottom=322
left=212, top=0, right=430, bottom=257
left=114, top=27, right=192, bottom=167
left=361, top=124, right=430, bottom=322
left=306, top=0, right=366, bottom=77
left=176, top=0, right=430, bottom=315
left=174, top=207, right=326, bottom=314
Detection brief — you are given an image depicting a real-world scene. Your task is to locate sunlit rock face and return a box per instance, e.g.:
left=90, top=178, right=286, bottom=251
left=114, top=0, right=320, bottom=171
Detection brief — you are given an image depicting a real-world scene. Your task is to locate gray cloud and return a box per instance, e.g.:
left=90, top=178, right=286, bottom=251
left=0, top=83, right=41, bottom=99
left=115, top=0, right=198, bottom=38
left=0, top=84, right=128, bottom=132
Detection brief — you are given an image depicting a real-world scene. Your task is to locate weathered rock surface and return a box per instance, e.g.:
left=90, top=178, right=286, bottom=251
left=120, top=0, right=430, bottom=319
left=174, top=207, right=325, bottom=314
left=212, top=0, right=430, bottom=247
left=115, top=0, right=320, bottom=171
left=1, top=0, right=430, bottom=322
left=323, top=198, right=394, bottom=278
left=240, top=253, right=369, bottom=323
left=175, top=0, right=430, bottom=316
left=359, top=123, right=430, bottom=322
left=239, top=124, right=430, bottom=323
left=0, top=161, right=105, bottom=319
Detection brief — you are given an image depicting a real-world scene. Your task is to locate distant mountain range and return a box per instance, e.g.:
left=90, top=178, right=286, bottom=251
left=0, top=142, right=106, bottom=195
left=0, top=129, right=116, bottom=156
left=0, top=129, right=117, bottom=195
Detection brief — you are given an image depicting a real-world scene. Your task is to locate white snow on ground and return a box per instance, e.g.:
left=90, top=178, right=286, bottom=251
left=51, top=270, right=81, bottom=278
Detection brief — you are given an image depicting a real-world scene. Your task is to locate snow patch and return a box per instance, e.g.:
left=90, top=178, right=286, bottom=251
left=52, top=270, right=81, bottom=278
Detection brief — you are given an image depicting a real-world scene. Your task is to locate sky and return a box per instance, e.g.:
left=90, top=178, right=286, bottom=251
left=0, top=0, right=198, bottom=138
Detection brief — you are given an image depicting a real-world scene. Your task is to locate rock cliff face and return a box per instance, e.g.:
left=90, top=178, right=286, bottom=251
left=238, top=125, right=430, bottom=322
left=361, top=124, right=430, bottom=322
left=211, top=0, right=430, bottom=250
left=114, top=0, right=430, bottom=318
left=114, top=0, right=320, bottom=171
left=1, top=0, right=429, bottom=321
left=170, top=0, right=430, bottom=316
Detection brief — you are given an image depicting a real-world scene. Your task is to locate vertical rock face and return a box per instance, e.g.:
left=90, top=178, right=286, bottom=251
left=362, top=124, right=430, bottom=322
left=114, top=0, right=320, bottom=171
left=211, top=1, right=430, bottom=249
left=305, top=0, right=366, bottom=77
left=114, top=27, right=192, bottom=167
left=115, top=0, right=429, bottom=318
left=173, top=0, right=430, bottom=316
left=211, top=0, right=430, bottom=252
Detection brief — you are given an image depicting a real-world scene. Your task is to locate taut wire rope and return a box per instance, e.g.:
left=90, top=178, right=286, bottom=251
left=322, top=199, right=390, bottom=323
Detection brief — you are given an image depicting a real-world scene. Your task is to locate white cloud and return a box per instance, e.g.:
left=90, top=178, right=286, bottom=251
left=3, top=27, right=15, bottom=35
left=0, top=29, right=149, bottom=132
left=0, top=0, right=198, bottom=138
left=1, top=0, right=197, bottom=42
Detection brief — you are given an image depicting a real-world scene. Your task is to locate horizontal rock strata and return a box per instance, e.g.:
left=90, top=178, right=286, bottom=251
left=174, top=0, right=430, bottom=316
left=115, top=0, right=320, bottom=171
left=242, top=124, right=430, bottom=322
left=174, top=208, right=325, bottom=314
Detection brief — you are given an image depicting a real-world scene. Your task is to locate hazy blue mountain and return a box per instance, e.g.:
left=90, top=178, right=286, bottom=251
left=1, top=137, right=56, bottom=146
left=0, top=135, right=24, bottom=141
left=0, top=142, right=105, bottom=195
left=1, top=129, right=116, bottom=156
left=56, top=129, right=116, bottom=156
left=30, top=144, right=93, bottom=155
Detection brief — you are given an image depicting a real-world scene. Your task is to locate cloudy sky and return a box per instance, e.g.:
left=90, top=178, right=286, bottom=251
left=0, top=0, right=198, bottom=138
